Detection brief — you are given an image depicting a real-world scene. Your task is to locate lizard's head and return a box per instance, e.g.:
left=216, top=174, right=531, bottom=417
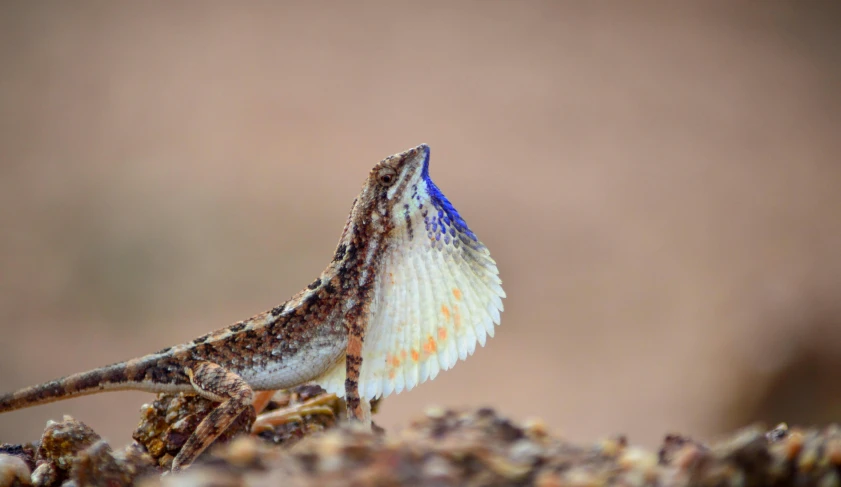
left=354, top=143, right=478, bottom=245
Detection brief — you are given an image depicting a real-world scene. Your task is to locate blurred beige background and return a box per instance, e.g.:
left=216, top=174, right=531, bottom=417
left=1, top=2, right=840, bottom=450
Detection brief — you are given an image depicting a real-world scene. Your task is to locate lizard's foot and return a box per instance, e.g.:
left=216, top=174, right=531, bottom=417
left=251, top=393, right=339, bottom=434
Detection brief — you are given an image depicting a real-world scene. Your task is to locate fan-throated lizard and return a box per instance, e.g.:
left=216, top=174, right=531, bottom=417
left=0, top=144, right=505, bottom=471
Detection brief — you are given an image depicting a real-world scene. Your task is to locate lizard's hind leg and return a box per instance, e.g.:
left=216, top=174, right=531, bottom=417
left=173, top=362, right=255, bottom=472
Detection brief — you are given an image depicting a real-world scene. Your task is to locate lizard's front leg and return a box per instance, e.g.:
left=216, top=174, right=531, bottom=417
left=344, top=312, right=372, bottom=424
left=174, top=361, right=254, bottom=472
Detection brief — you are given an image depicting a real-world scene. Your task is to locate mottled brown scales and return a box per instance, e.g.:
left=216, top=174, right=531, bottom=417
left=0, top=144, right=437, bottom=472
left=270, top=303, right=286, bottom=316
left=228, top=322, right=247, bottom=333
left=333, top=244, right=346, bottom=262
left=192, top=334, right=210, bottom=345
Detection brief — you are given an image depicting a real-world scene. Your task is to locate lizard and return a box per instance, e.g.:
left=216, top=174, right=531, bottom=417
left=0, top=143, right=505, bottom=471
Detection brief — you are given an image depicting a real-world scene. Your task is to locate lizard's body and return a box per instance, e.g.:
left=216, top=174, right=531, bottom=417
left=0, top=144, right=505, bottom=471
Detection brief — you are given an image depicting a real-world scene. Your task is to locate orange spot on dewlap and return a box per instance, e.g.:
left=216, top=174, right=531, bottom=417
left=452, top=288, right=462, bottom=300
left=411, top=349, right=420, bottom=362
left=438, top=327, right=448, bottom=341
left=423, top=336, right=437, bottom=354
left=453, top=305, right=462, bottom=329
left=441, top=305, right=451, bottom=321
left=386, top=353, right=402, bottom=379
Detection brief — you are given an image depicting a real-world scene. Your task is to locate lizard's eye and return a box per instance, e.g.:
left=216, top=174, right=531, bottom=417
left=377, top=168, right=397, bottom=187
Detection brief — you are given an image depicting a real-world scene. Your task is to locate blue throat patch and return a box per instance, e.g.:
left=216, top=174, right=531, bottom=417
left=420, top=148, right=478, bottom=245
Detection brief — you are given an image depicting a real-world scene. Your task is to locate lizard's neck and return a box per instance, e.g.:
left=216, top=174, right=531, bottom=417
left=329, top=193, right=395, bottom=309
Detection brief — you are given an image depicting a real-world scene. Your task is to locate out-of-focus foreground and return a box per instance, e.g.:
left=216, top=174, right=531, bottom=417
left=1, top=2, right=840, bottom=449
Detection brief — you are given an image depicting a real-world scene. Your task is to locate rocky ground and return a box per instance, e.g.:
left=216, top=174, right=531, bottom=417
left=1, top=386, right=840, bottom=487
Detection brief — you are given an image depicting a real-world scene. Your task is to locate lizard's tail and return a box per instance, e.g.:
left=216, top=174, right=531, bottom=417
left=0, top=355, right=191, bottom=413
